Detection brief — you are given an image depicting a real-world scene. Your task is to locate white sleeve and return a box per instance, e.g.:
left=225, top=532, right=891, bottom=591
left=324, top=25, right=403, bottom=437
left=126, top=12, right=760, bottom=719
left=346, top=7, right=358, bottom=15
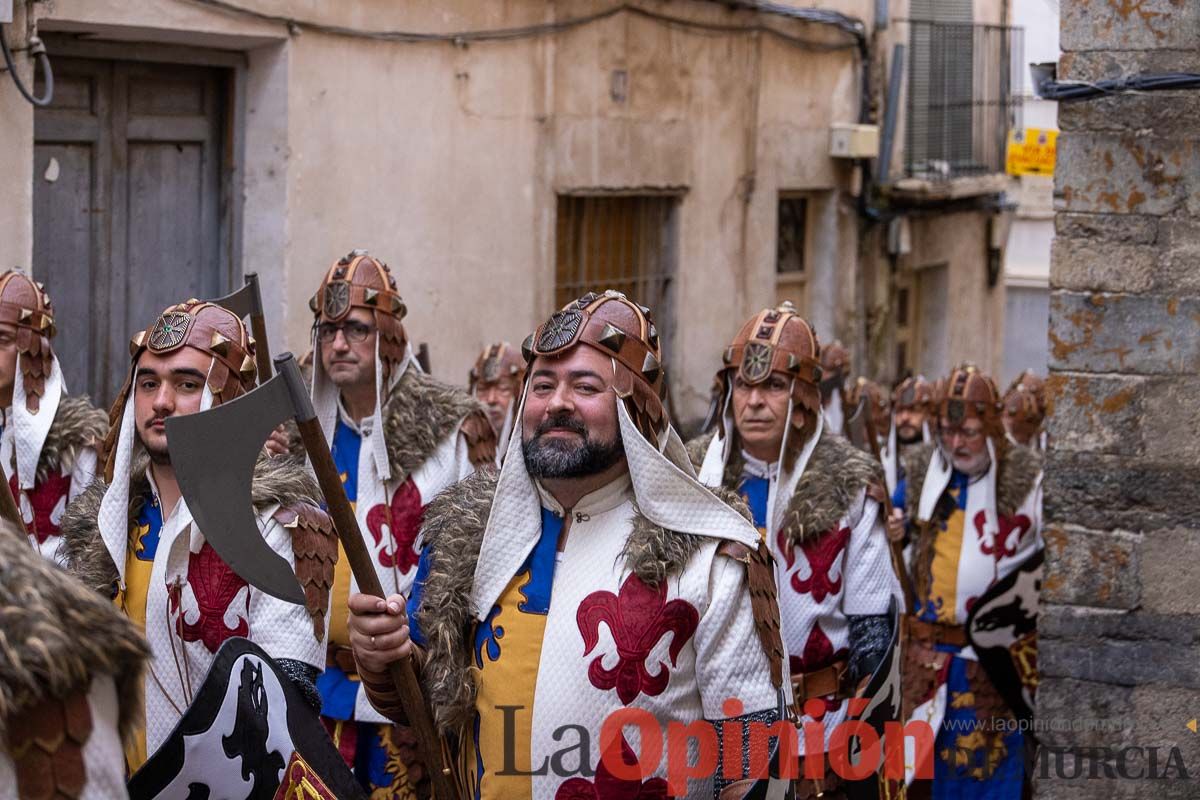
left=246, top=512, right=325, bottom=669
left=841, top=489, right=901, bottom=616
left=694, top=553, right=782, bottom=718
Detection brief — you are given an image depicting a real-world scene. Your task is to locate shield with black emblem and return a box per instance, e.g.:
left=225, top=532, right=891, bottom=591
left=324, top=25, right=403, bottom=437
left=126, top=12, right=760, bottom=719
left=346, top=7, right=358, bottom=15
left=128, top=638, right=365, bottom=800
left=966, top=549, right=1042, bottom=728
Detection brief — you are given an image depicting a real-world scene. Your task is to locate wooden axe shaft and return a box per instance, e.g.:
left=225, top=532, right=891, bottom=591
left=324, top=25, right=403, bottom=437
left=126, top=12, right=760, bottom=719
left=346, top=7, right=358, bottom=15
left=244, top=274, right=273, bottom=380
left=249, top=312, right=273, bottom=380
left=292, top=416, right=460, bottom=800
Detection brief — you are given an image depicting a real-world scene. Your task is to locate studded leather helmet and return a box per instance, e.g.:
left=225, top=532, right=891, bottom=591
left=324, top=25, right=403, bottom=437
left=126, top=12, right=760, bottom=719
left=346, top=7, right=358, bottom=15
left=934, top=364, right=1004, bottom=441
left=892, top=375, right=934, bottom=413
left=717, top=301, right=823, bottom=454
left=0, top=270, right=56, bottom=413
left=845, top=376, right=890, bottom=438
left=818, top=339, right=850, bottom=401
left=105, top=300, right=257, bottom=481
left=310, top=249, right=408, bottom=382
left=128, top=300, right=257, bottom=406
left=469, top=342, right=527, bottom=394
left=523, top=290, right=666, bottom=442
left=1002, top=370, right=1046, bottom=444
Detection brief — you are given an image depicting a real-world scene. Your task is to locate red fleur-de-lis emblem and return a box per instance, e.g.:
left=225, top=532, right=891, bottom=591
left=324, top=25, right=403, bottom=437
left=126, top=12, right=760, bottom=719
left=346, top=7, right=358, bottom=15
left=577, top=574, right=699, bottom=705
left=365, top=478, right=424, bottom=575
left=178, top=542, right=250, bottom=653
left=777, top=525, right=851, bottom=602
left=973, top=511, right=1031, bottom=559
left=555, top=736, right=669, bottom=800
left=790, top=622, right=848, bottom=721
left=12, top=471, right=70, bottom=545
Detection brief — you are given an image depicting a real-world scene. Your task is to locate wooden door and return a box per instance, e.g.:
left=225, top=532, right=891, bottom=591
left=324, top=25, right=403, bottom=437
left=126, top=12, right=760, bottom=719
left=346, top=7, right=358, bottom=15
left=33, top=57, right=230, bottom=406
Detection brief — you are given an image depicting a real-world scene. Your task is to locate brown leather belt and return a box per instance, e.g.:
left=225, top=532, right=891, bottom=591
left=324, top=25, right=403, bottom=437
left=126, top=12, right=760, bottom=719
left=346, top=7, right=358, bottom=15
left=905, top=616, right=968, bottom=648
left=328, top=644, right=358, bottom=676
left=791, top=657, right=849, bottom=702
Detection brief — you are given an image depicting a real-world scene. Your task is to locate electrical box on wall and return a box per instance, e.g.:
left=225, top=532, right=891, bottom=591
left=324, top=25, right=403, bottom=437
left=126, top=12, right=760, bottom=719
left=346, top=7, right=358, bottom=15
left=0, top=0, right=13, bottom=24
left=829, top=123, right=880, bottom=159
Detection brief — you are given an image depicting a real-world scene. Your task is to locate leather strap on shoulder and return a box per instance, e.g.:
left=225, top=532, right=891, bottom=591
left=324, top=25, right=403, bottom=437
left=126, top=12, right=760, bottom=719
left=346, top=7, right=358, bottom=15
left=717, top=539, right=785, bottom=691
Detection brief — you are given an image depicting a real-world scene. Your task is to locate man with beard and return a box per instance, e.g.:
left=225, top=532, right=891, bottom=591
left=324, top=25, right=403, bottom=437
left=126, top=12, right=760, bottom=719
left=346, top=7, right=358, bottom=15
left=893, top=364, right=1043, bottom=799
left=345, top=291, right=788, bottom=799
left=688, top=303, right=899, bottom=800
left=468, top=341, right=526, bottom=463
left=60, top=300, right=334, bottom=772
left=818, top=340, right=850, bottom=435
left=882, top=376, right=934, bottom=542
left=1001, top=370, right=1046, bottom=450
left=298, top=250, right=495, bottom=799
left=0, top=270, right=107, bottom=564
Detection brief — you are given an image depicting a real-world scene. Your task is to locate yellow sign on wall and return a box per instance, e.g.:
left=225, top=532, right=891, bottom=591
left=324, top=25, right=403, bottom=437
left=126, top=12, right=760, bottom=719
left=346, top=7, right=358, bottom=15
left=1006, top=127, right=1058, bottom=176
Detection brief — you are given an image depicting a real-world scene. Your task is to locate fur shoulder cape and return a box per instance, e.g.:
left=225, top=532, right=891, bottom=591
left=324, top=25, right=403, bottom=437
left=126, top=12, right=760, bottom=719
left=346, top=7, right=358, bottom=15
left=0, top=524, right=148, bottom=739
left=12, top=395, right=108, bottom=485
left=382, top=368, right=495, bottom=477
left=414, top=469, right=750, bottom=733
left=61, top=453, right=324, bottom=596
left=686, top=429, right=884, bottom=545
left=288, top=367, right=496, bottom=476
left=901, top=442, right=1043, bottom=522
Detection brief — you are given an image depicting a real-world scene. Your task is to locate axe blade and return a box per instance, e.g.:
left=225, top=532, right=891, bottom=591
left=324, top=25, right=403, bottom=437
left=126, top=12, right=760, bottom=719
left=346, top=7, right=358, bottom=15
left=210, top=273, right=263, bottom=319
left=843, top=398, right=874, bottom=456
left=210, top=273, right=273, bottom=381
left=164, top=373, right=305, bottom=606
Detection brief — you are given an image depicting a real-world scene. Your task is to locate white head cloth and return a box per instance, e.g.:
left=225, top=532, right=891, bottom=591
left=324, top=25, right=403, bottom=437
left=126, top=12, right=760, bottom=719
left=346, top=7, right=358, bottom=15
left=2, top=352, right=66, bottom=490
left=98, top=356, right=219, bottom=584
left=470, top=358, right=761, bottom=621
left=697, top=377, right=824, bottom=538
left=824, top=387, right=844, bottom=435
left=310, top=333, right=416, bottom=483
left=917, top=436, right=1000, bottom=543
left=884, top=417, right=899, bottom=494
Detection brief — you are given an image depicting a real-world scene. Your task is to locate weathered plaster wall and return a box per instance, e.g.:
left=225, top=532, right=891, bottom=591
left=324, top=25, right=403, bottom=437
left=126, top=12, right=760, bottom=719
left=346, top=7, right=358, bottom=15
left=1, top=0, right=998, bottom=420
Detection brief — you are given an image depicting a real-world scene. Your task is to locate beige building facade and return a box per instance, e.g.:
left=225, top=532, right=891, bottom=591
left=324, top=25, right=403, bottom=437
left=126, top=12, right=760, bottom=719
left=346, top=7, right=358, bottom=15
left=0, top=0, right=1020, bottom=426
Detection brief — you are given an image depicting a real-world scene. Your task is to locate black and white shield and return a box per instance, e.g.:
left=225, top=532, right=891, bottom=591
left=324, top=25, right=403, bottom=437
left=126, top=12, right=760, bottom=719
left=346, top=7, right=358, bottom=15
left=844, top=597, right=904, bottom=800
left=128, top=638, right=365, bottom=800
left=967, top=549, right=1042, bottom=727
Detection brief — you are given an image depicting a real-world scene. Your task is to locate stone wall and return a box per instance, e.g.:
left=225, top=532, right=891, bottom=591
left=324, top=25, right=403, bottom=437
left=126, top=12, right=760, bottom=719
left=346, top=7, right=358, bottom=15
left=1038, top=0, right=1200, bottom=795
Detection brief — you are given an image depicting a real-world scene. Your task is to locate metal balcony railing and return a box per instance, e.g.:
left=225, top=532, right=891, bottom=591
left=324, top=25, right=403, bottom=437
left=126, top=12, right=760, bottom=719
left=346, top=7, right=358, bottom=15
left=904, top=20, right=1024, bottom=181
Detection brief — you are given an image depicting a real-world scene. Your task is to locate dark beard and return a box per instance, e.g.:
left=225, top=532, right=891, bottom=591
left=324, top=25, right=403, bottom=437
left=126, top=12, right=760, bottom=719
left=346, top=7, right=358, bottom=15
left=137, top=430, right=172, bottom=466
left=522, top=412, right=624, bottom=479
left=897, top=427, right=922, bottom=446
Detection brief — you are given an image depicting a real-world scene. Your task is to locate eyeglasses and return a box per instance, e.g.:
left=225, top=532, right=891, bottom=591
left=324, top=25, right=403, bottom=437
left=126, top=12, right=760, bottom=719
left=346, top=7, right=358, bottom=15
left=939, top=425, right=985, bottom=442
left=316, top=321, right=374, bottom=344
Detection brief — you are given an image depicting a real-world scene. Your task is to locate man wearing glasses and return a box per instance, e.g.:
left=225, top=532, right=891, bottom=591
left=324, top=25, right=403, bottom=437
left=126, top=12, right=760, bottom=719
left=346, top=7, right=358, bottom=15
left=301, top=250, right=496, bottom=798
left=891, top=364, right=1044, bottom=799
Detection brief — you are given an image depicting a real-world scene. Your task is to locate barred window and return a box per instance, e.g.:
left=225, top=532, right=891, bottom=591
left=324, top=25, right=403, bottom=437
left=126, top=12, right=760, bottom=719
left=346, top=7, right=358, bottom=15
left=904, top=14, right=1023, bottom=180
left=554, top=194, right=678, bottom=346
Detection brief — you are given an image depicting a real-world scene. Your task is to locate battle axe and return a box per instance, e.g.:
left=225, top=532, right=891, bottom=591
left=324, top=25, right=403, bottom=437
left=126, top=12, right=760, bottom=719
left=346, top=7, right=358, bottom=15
left=209, top=273, right=273, bottom=381
left=165, top=352, right=459, bottom=800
